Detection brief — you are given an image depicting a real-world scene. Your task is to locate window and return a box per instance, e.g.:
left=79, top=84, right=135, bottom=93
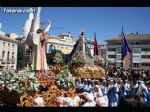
left=132, top=48, right=141, bottom=54
left=133, top=55, right=141, bottom=61
left=87, top=44, right=91, bottom=48
left=26, top=50, right=32, bottom=56
left=142, top=42, right=150, bottom=45
left=49, top=44, right=56, bottom=53
left=142, top=63, right=150, bottom=66
left=7, top=52, right=10, bottom=61
left=12, top=44, right=14, bottom=47
left=133, top=63, right=140, bottom=68
left=129, top=41, right=142, bottom=45
left=101, top=49, right=107, bottom=54
left=12, top=52, right=14, bottom=59
left=116, top=48, right=121, bottom=53
left=116, top=63, right=122, bottom=67
left=12, top=54, right=15, bottom=64
left=2, top=51, right=5, bottom=57
left=2, top=51, right=5, bottom=60
left=135, top=42, right=142, bottom=45
left=142, top=48, right=150, bottom=51
left=8, top=43, right=10, bottom=47
left=108, top=42, right=121, bottom=45
left=108, top=48, right=116, bottom=51
left=108, top=63, right=115, bottom=67
left=116, top=55, right=121, bottom=60
left=108, top=55, right=116, bottom=58
left=12, top=55, right=14, bottom=59
left=3, top=42, right=5, bottom=46
left=141, top=55, right=150, bottom=58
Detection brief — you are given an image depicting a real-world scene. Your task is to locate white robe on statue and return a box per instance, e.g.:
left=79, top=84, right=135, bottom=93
left=24, top=7, right=51, bottom=71
left=30, top=32, right=48, bottom=71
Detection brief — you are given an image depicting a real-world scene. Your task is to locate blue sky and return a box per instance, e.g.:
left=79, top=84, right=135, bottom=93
left=1, top=7, right=150, bottom=44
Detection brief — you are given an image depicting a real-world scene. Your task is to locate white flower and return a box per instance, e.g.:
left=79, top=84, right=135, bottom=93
left=57, top=80, right=60, bottom=83
left=11, top=79, right=15, bottom=82
left=12, top=86, right=16, bottom=90
left=0, top=80, right=4, bottom=84
left=63, top=82, right=65, bottom=85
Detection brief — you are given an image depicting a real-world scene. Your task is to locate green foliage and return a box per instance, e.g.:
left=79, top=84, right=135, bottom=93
left=53, top=51, right=63, bottom=64
left=55, top=68, right=75, bottom=91
left=46, top=50, right=68, bottom=65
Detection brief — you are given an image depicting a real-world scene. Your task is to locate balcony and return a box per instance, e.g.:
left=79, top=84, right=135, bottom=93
left=7, top=61, right=11, bottom=64
left=1, top=59, right=6, bottom=64
left=107, top=51, right=116, bottom=55
left=7, top=58, right=12, bottom=64
left=141, top=51, right=150, bottom=55
left=141, top=58, right=150, bottom=63
left=107, top=58, right=115, bottom=63
left=11, top=58, right=15, bottom=64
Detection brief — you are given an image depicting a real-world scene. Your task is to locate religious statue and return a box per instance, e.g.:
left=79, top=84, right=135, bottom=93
left=23, top=7, right=51, bottom=78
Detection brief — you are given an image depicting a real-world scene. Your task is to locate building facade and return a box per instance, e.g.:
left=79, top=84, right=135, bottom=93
left=16, top=39, right=32, bottom=69
left=0, top=32, right=18, bottom=70
left=16, top=32, right=95, bottom=68
left=46, top=33, right=76, bottom=54
left=46, top=33, right=95, bottom=56
left=98, top=45, right=107, bottom=68
left=105, top=33, right=150, bottom=69
left=86, top=39, right=94, bottom=57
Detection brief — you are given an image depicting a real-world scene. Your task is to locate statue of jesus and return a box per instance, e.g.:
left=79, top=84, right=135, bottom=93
left=23, top=7, right=51, bottom=78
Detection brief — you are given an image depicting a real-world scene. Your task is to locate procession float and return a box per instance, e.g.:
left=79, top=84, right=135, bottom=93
left=0, top=7, right=105, bottom=106
left=65, top=31, right=105, bottom=79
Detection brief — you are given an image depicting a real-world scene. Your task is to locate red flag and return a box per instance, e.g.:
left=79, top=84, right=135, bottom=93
left=94, top=33, right=98, bottom=55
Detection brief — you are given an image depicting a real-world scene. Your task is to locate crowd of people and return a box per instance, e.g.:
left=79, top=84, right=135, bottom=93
left=55, top=67, right=150, bottom=107
left=1, top=66, right=150, bottom=107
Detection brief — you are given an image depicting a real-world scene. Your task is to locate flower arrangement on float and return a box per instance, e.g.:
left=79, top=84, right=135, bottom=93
left=55, top=67, right=75, bottom=91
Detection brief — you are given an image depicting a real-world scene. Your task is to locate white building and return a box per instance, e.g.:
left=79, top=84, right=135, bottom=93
left=46, top=33, right=95, bottom=56
left=86, top=39, right=94, bottom=57
left=46, top=33, right=76, bottom=54
left=105, top=32, right=150, bottom=70
left=0, top=32, right=18, bottom=70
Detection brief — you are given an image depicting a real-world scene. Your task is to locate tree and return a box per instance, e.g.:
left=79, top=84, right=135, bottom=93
left=53, top=51, right=62, bottom=65
left=46, top=50, right=68, bottom=65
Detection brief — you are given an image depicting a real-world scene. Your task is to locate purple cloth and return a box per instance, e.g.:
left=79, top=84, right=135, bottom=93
left=121, top=27, right=132, bottom=60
